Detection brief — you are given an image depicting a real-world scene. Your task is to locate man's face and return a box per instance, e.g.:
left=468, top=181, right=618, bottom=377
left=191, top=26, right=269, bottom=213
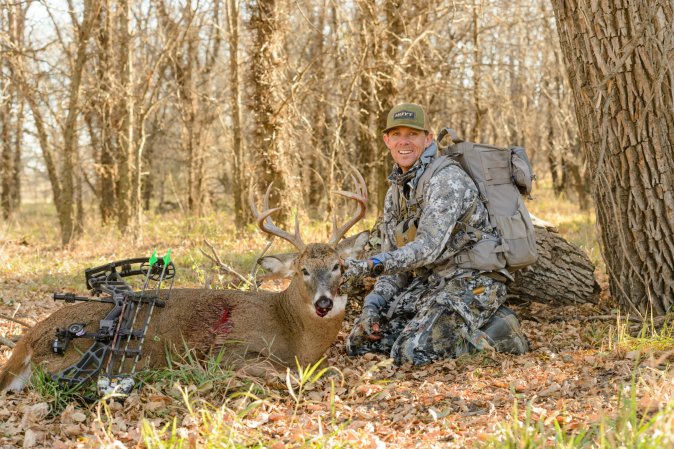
left=383, top=126, right=434, bottom=173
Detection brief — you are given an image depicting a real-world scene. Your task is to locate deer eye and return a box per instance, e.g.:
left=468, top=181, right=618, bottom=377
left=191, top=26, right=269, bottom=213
left=301, top=268, right=310, bottom=276
left=332, top=263, right=340, bottom=272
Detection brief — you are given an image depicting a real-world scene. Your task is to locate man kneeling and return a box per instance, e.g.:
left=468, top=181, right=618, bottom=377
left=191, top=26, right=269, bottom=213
left=344, top=103, right=529, bottom=365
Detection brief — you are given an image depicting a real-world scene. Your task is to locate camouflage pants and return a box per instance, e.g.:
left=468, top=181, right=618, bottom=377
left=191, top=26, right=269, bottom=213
left=346, top=271, right=506, bottom=365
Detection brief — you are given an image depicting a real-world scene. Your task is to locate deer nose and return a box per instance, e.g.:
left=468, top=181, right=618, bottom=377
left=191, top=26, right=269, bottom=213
left=315, top=296, right=333, bottom=317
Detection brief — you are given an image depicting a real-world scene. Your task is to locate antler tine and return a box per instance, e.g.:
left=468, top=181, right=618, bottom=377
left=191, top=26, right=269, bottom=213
left=249, top=182, right=306, bottom=252
left=328, top=166, right=368, bottom=246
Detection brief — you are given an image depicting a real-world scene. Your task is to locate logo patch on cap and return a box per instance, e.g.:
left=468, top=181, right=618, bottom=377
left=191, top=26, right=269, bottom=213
left=393, top=110, right=416, bottom=120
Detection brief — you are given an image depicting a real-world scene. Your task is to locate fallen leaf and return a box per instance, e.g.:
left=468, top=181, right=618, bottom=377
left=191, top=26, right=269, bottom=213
left=61, top=424, right=83, bottom=437
left=21, top=403, right=49, bottom=428
left=538, top=382, right=561, bottom=397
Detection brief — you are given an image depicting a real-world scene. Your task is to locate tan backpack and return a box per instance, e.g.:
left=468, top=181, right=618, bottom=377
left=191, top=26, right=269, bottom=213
left=434, top=127, right=538, bottom=271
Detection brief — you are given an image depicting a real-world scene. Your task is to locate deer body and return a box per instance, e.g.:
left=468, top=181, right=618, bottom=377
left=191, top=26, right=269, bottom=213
left=0, top=242, right=362, bottom=392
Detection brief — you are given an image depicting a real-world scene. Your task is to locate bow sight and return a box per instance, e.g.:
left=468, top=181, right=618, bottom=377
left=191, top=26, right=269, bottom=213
left=51, top=250, right=175, bottom=400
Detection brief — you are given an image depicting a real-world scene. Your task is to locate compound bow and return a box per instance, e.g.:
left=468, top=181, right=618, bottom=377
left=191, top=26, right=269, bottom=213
left=51, top=250, right=175, bottom=399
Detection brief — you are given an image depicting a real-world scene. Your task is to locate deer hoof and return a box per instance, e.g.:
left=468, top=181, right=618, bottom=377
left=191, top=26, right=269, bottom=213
left=315, top=296, right=333, bottom=317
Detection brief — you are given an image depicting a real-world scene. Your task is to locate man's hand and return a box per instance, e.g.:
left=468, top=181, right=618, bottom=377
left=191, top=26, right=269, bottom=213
left=352, top=306, right=382, bottom=341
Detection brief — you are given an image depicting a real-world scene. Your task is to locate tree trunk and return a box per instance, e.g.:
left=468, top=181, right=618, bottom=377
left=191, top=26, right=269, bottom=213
left=92, top=0, right=117, bottom=225
left=374, top=0, right=403, bottom=213
left=116, top=0, right=132, bottom=231
left=58, top=2, right=97, bottom=245
left=0, top=0, right=26, bottom=220
left=226, top=0, right=248, bottom=231
left=0, top=72, right=13, bottom=220
left=550, top=0, right=674, bottom=315
left=249, top=0, right=290, bottom=222
left=356, top=0, right=376, bottom=200
left=470, top=0, right=483, bottom=142
left=306, top=0, right=328, bottom=216
left=11, top=100, right=23, bottom=212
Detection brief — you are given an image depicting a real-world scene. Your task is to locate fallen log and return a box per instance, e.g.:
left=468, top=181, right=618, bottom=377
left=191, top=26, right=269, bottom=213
left=508, top=222, right=600, bottom=305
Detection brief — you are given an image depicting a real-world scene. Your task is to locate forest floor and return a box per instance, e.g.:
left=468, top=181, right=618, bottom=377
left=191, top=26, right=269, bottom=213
left=1, top=198, right=673, bottom=448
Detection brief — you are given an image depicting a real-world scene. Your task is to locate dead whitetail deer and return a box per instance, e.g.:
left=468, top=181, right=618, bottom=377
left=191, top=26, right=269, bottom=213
left=0, top=172, right=369, bottom=392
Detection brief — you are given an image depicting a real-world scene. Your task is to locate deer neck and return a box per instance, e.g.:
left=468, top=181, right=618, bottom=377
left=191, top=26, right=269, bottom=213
left=274, top=279, right=308, bottom=336
left=274, top=276, right=343, bottom=365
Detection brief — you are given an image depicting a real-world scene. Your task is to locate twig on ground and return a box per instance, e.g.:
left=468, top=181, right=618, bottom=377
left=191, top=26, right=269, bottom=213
left=0, top=314, right=32, bottom=328
left=0, top=335, right=16, bottom=348
left=590, top=315, right=670, bottom=327
left=583, top=315, right=644, bottom=323
left=200, top=239, right=252, bottom=287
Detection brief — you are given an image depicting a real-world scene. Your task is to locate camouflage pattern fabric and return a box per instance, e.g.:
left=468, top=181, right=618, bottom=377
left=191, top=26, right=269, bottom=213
left=346, top=271, right=506, bottom=365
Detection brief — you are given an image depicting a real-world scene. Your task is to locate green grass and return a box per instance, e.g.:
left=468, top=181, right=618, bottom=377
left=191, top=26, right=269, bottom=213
left=608, top=314, right=674, bottom=354
left=481, top=390, right=674, bottom=449
left=30, top=365, right=93, bottom=414
left=136, top=345, right=265, bottom=403
left=480, top=317, right=674, bottom=449
left=136, top=358, right=349, bottom=449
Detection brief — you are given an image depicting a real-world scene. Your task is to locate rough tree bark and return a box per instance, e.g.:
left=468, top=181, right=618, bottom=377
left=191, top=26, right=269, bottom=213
left=249, top=0, right=290, bottom=222
left=91, top=0, right=118, bottom=225
left=550, top=0, right=674, bottom=315
left=356, top=0, right=376, bottom=197
left=0, top=1, right=26, bottom=220
left=305, top=0, right=329, bottom=216
left=116, top=0, right=132, bottom=231
left=374, top=0, right=404, bottom=214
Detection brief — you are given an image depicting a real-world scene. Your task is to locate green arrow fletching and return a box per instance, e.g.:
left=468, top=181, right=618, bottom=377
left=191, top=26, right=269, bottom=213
left=163, top=249, right=172, bottom=265
left=149, top=249, right=158, bottom=267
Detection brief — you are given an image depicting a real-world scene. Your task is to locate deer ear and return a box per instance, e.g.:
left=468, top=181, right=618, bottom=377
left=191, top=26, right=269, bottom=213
left=335, top=230, right=370, bottom=259
left=258, top=253, right=298, bottom=278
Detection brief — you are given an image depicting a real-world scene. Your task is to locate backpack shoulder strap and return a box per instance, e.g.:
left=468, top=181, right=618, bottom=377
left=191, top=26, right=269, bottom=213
left=412, top=154, right=458, bottom=207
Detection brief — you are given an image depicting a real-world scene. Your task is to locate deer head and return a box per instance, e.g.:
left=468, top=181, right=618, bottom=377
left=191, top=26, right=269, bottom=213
left=250, top=168, right=369, bottom=318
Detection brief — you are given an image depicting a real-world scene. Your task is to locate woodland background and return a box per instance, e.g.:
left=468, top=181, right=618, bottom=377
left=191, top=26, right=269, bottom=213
left=1, top=1, right=674, bottom=447
left=3, top=0, right=671, bottom=317
left=0, top=0, right=585, bottom=236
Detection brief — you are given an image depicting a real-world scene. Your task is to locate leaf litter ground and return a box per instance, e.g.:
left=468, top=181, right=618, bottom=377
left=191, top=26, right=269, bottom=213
left=1, top=248, right=673, bottom=448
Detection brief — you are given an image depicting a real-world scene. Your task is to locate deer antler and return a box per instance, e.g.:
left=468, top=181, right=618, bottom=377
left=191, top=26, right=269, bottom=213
left=249, top=183, right=306, bottom=252
left=328, top=166, right=368, bottom=246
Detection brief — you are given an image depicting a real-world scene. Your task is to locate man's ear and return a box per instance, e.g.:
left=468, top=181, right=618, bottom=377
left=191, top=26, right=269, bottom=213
left=257, top=253, right=298, bottom=278
left=336, top=230, right=370, bottom=259
left=383, top=133, right=392, bottom=149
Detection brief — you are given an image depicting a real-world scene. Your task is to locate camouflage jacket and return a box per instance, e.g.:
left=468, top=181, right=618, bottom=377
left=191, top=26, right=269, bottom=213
left=364, top=143, right=499, bottom=311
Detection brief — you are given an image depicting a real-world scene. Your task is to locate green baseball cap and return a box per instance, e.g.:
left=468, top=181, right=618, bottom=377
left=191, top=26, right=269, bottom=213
left=383, top=103, right=429, bottom=133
